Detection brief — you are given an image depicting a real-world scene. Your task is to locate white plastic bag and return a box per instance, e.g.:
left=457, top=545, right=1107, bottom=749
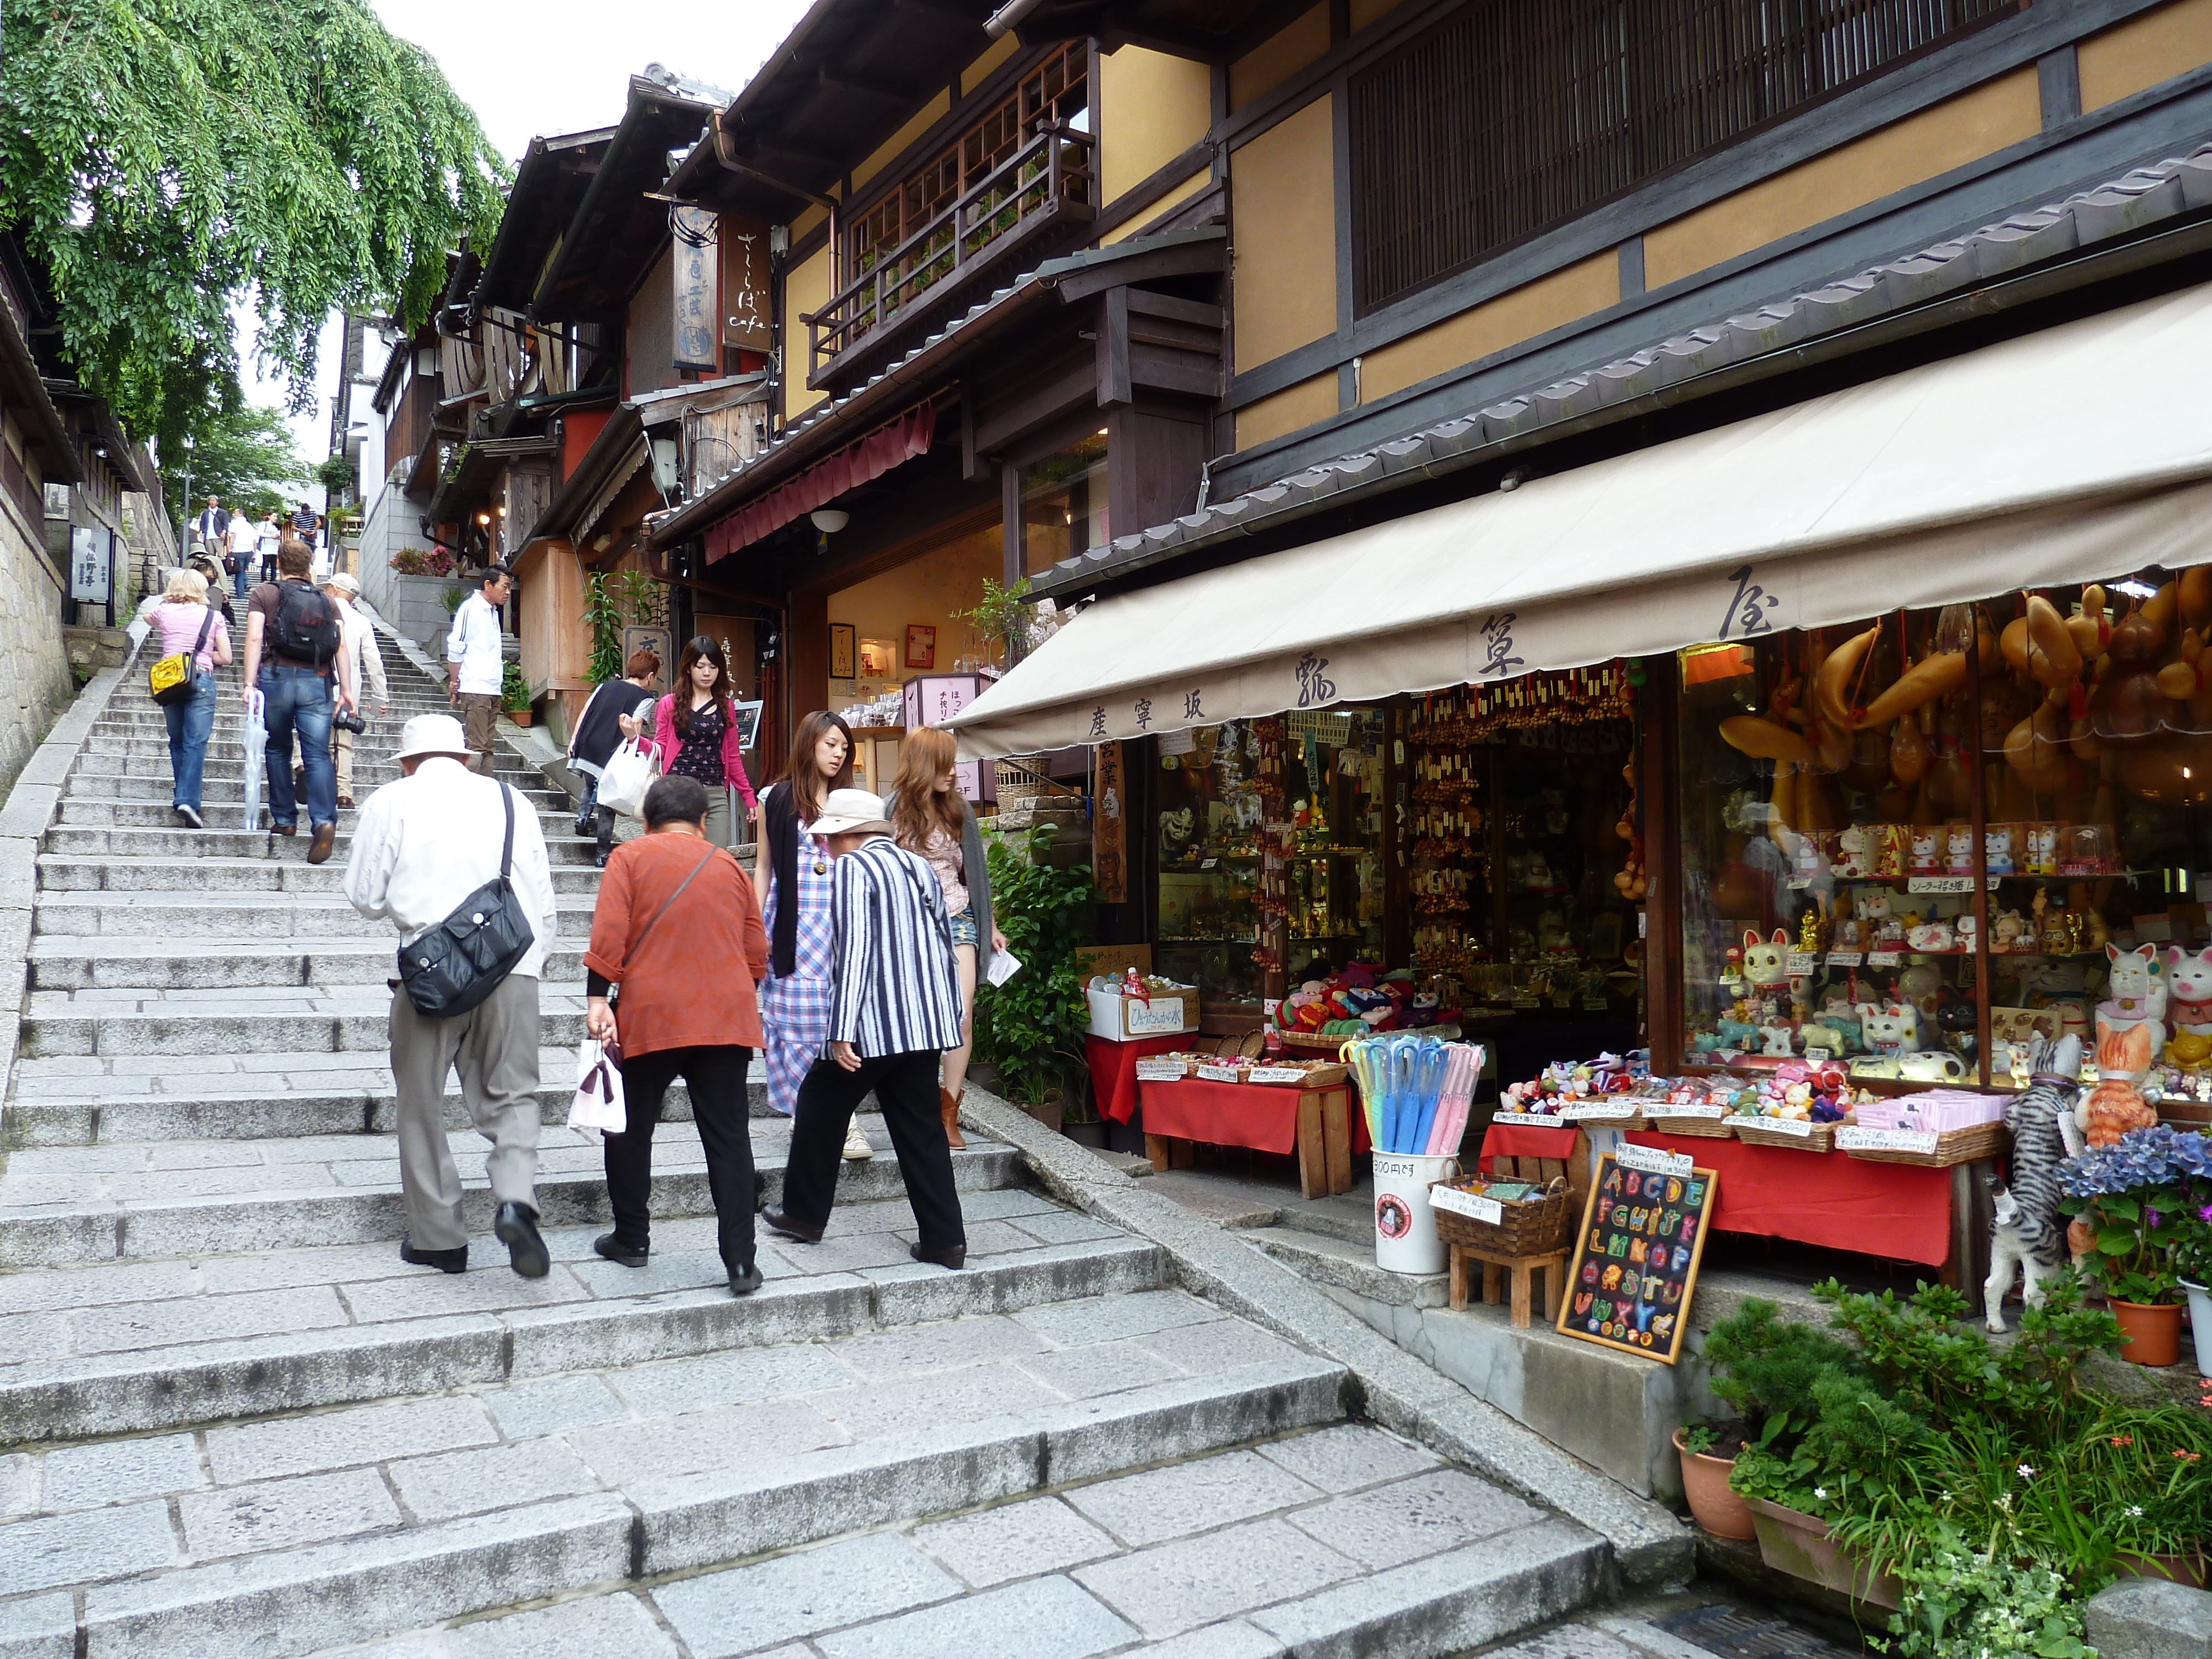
left=568, top=1039, right=626, bottom=1135
left=596, top=739, right=655, bottom=819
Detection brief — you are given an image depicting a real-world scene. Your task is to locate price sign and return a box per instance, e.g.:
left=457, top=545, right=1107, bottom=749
left=1750, top=1115, right=1817, bottom=1138
left=1837, top=1126, right=1939, bottom=1154
left=1866, top=950, right=1902, bottom=968
left=1804, top=1047, right=1833, bottom=1063
left=1556, top=1101, right=1633, bottom=1122
left=1248, top=1066, right=1305, bottom=1084
left=1501, top=1112, right=1566, bottom=1129
left=1616, top=1141, right=1694, bottom=1177
left=1907, top=875, right=2002, bottom=895
left=1557, top=1150, right=1718, bottom=1365
left=1582, top=997, right=1611, bottom=1011
left=1786, top=952, right=1818, bottom=975
left=1645, top=1102, right=1725, bottom=1120
left=1432, top=1187, right=1503, bottom=1225
left=1512, top=995, right=1542, bottom=1009
left=1826, top=952, right=1862, bottom=967
left=1196, top=1063, right=1240, bottom=1083
left=1135, top=1060, right=1185, bottom=1082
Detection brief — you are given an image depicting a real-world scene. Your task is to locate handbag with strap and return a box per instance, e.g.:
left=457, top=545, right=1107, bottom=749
left=398, top=784, right=536, bottom=1018
left=609, top=843, right=718, bottom=1008
left=150, top=610, right=216, bottom=707
left=596, top=737, right=656, bottom=819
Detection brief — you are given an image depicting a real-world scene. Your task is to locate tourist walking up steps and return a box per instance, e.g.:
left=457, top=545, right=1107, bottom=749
left=754, top=712, right=873, bottom=1162
left=322, top=571, right=387, bottom=808
left=344, top=713, right=560, bottom=1279
left=242, top=539, right=354, bottom=864
left=567, top=649, right=660, bottom=867
left=646, top=635, right=758, bottom=849
left=145, top=567, right=232, bottom=830
left=447, top=564, right=511, bottom=778
left=764, top=788, right=969, bottom=1270
left=585, top=775, right=770, bottom=1295
left=886, top=727, right=1006, bottom=1152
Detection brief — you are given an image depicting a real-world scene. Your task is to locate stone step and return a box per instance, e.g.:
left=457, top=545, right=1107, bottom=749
left=53, top=799, right=590, bottom=836
left=274, top=1425, right=1601, bottom=1659
left=61, top=774, right=568, bottom=810
left=0, top=1292, right=1378, bottom=1659
left=90, top=704, right=462, bottom=733
left=0, top=1119, right=1021, bottom=1268
left=2, top=1043, right=776, bottom=1147
left=0, top=1191, right=1161, bottom=1444
left=20, top=984, right=602, bottom=1058
left=25, top=936, right=593, bottom=992
left=41, top=825, right=606, bottom=864
left=36, top=855, right=608, bottom=896
left=72, top=751, right=542, bottom=787
left=1243, top=1227, right=1449, bottom=1316
left=29, top=891, right=599, bottom=941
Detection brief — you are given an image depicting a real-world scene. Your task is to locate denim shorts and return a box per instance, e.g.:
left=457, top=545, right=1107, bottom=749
left=948, top=907, right=979, bottom=947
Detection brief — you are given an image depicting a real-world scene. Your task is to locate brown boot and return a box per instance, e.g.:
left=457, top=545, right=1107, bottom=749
left=941, top=1087, right=967, bottom=1150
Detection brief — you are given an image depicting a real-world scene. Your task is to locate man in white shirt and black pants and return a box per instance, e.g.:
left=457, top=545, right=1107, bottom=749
left=447, top=565, right=510, bottom=778
left=764, top=789, right=969, bottom=1268
left=345, top=714, right=561, bottom=1277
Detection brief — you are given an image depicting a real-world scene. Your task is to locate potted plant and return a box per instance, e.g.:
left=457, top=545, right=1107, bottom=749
left=1671, top=1421, right=1756, bottom=1541
left=2058, top=1124, right=2212, bottom=1366
left=501, top=662, right=533, bottom=727
left=956, top=576, right=1035, bottom=669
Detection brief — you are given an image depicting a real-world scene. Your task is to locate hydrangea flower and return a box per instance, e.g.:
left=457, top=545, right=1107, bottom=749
left=2060, top=1125, right=2212, bottom=1197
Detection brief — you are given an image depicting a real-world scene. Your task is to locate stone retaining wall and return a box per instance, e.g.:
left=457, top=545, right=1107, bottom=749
left=0, top=503, right=76, bottom=804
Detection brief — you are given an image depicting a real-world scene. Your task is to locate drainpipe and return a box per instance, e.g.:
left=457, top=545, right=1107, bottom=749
left=984, top=0, right=1047, bottom=38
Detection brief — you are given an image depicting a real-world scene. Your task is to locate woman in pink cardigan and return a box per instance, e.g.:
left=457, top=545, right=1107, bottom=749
left=628, top=635, right=758, bottom=849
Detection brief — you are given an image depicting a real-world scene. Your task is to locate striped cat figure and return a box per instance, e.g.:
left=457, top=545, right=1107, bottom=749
left=1985, top=1034, right=2083, bottom=1334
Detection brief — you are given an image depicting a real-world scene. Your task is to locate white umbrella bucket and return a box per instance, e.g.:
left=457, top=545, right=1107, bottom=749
left=1373, top=1152, right=1460, bottom=1275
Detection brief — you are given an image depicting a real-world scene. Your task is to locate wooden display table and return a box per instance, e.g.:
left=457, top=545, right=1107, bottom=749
left=1138, top=1078, right=1359, bottom=1199
left=1449, top=1243, right=1570, bottom=1329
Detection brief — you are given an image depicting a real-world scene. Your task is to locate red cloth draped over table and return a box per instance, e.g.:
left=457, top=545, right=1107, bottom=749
left=1626, top=1131, right=1954, bottom=1266
left=1479, top=1121, right=1582, bottom=1170
left=1086, top=1034, right=1184, bottom=1125
left=1139, top=1078, right=1373, bottom=1154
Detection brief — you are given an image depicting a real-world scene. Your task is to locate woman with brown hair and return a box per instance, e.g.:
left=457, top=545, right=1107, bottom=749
left=646, top=635, right=757, bottom=849
left=753, top=710, right=869, bottom=1153
left=885, top=727, right=1005, bottom=1149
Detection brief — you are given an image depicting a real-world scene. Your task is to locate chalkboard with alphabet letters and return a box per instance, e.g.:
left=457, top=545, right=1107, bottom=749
left=1554, top=1141, right=1718, bottom=1366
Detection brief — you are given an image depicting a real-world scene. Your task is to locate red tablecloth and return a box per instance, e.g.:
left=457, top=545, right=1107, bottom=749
left=1139, top=1078, right=1372, bottom=1155
left=1479, top=1121, right=1582, bottom=1170
left=1625, top=1131, right=1955, bottom=1266
left=1086, top=1034, right=1186, bottom=1125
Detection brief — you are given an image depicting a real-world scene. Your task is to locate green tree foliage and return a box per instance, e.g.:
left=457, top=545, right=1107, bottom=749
left=0, top=0, right=506, bottom=451
left=170, top=403, right=309, bottom=524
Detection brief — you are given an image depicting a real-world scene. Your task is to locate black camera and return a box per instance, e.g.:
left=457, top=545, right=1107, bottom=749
left=331, top=710, right=367, bottom=735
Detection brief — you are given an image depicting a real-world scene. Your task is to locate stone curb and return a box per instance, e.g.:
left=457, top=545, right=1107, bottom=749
left=957, top=1087, right=1694, bottom=1589
left=0, top=665, right=131, bottom=1167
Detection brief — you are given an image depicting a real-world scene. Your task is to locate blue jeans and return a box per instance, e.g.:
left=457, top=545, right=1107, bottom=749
left=163, top=671, right=217, bottom=811
left=232, top=559, right=251, bottom=604
left=260, top=665, right=335, bottom=830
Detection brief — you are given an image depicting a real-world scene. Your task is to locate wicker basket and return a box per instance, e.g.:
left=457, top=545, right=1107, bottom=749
left=1430, top=1174, right=1573, bottom=1256
left=1278, top=1029, right=1360, bottom=1055
left=1838, top=1118, right=2007, bottom=1167
left=993, top=757, right=1079, bottom=807
left=1554, top=1103, right=1645, bottom=1130
left=1638, top=1107, right=1738, bottom=1140
left=1731, top=1113, right=1849, bottom=1153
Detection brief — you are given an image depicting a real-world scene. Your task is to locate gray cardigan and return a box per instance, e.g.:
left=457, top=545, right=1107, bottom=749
left=883, top=789, right=994, bottom=980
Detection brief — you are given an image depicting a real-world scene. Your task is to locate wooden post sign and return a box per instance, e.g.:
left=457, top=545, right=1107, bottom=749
left=1554, top=1141, right=1717, bottom=1365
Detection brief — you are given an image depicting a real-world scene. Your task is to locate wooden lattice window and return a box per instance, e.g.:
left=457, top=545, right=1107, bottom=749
left=1349, top=0, right=2013, bottom=315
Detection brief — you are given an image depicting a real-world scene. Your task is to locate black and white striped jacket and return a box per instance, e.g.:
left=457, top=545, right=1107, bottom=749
left=826, top=834, right=966, bottom=1057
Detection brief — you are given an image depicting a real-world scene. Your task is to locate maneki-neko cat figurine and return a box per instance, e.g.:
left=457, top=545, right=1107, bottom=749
left=2079, top=1019, right=2160, bottom=1148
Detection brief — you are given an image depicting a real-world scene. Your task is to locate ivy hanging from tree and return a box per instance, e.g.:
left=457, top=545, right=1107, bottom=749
left=0, top=0, right=507, bottom=457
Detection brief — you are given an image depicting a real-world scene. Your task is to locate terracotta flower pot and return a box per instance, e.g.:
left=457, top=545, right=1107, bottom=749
left=2117, top=1551, right=2207, bottom=1588
left=507, top=708, right=532, bottom=727
left=1672, top=1429, right=1755, bottom=1540
left=2111, top=1298, right=2183, bottom=1367
left=1744, top=1496, right=1902, bottom=1610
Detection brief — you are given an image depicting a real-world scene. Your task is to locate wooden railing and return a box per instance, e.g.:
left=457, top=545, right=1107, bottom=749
left=806, top=123, right=1094, bottom=384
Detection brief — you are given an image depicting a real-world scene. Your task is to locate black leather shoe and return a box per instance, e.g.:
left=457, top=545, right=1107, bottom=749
left=910, top=1240, right=967, bottom=1270
left=761, top=1206, right=823, bottom=1243
left=593, top=1231, right=648, bottom=1268
left=400, top=1237, right=467, bottom=1274
left=593, top=850, right=610, bottom=869
left=495, top=1201, right=550, bottom=1278
left=728, top=1261, right=765, bottom=1296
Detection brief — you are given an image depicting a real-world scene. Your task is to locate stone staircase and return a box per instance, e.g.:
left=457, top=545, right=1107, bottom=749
left=0, top=641, right=1628, bottom=1657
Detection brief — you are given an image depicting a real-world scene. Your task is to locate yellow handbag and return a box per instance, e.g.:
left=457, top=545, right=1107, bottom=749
left=150, top=611, right=214, bottom=707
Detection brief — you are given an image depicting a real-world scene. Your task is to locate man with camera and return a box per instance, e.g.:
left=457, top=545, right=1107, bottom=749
left=322, top=572, right=387, bottom=809
left=241, top=539, right=356, bottom=864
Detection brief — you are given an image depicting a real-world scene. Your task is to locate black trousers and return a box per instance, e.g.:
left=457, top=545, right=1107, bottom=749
left=784, top=1048, right=964, bottom=1252
left=604, top=1045, right=757, bottom=1271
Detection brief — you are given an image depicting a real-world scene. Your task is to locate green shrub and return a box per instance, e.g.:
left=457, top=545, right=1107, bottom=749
left=973, top=826, right=1092, bottom=1110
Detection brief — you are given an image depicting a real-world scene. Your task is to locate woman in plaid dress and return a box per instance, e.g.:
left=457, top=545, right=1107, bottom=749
left=754, top=712, right=864, bottom=1154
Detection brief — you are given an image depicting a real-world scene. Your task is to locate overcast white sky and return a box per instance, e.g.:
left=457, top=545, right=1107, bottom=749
left=242, top=0, right=813, bottom=498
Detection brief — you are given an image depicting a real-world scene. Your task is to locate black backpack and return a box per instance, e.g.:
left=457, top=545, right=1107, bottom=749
left=269, top=580, right=341, bottom=665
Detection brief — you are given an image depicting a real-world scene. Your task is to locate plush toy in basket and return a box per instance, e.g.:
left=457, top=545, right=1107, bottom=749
left=1274, top=962, right=1460, bottom=1039
left=1428, top=1173, right=1573, bottom=1256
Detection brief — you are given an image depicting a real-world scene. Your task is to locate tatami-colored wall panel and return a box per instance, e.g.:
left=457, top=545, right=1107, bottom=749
left=1235, top=372, right=1340, bottom=451
left=1104, top=169, right=1214, bottom=243
left=783, top=246, right=832, bottom=419
left=2079, top=0, right=2212, bottom=111
left=1231, top=94, right=1338, bottom=371
left=1360, top=253, right=1620, bottom=403
left=1644, top=68, right=2040, bottom=290
left=1231, top=6, right=1330, bottom=111
left=962, top=33, right=1021, bottom=95
left=1100, top=46, right=1214, bottom=203
left=1350, top=0, right=1399, bottom=32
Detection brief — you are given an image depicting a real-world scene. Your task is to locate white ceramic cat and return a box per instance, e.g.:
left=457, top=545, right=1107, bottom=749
left=1741, top=927, right=1789, bottom=988
left=1984, top=827, right=2015, bottom=877
left=1854, top=888, right=1894, bottom=924
left=2097, top=942, right=2167, bottom=1055
left=2168, top=945, right=2212, bottom=1036
left=1910, top=828, right=1940, bottom=873
left=1834, top=825, right=1875, bottom=879
left=2027, top=824, right=2059, bottom=875
left=1760, top=1023, right=1797, bottom=1057
left=1945, top=827, right=1975, bottom=875
left=1906, top=920, right=1955, bottom=952
left=1858, top=1001, right=1921, bottom=1053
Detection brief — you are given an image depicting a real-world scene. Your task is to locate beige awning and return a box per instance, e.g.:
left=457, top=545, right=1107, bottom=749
left=947, top=280, right=2212, bottom=758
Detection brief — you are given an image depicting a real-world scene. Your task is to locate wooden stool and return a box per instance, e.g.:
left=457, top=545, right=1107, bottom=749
left=1448, top=1243, right=1569, bottom=1329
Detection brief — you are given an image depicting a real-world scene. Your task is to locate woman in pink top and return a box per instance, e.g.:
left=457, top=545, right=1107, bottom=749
left=147, top=566, right=233, bottom=829
left=637, top=635, right=758, bottom=849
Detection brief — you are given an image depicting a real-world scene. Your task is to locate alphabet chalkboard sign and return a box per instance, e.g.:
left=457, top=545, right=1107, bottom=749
left=1554, top=1140, right=1718, bottom=1366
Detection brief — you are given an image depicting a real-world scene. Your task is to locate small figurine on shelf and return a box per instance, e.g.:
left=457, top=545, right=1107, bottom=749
left=1910, top=827, right=1942, bottom=877
left=1992, top=909, right=2027, bottom=953
left=1945, top=826, right=1976, bottom=877
left=2167, top=945, right=2212, bottom=1036
left=1797, top=908, right=1825, bottom=956
left=2079, top=1019, right=2159, bottom=1147
left=1760, top=1022, right=1796, bottom=1057
left=1741, top=928, right=1790, bottom=988
left=1835, top=824, right=1875, bottom=880
left=1985, top=826, right=2016, bottom=877
left=1906, top=919, right=1956, bottom=953
left=2096, top=943, right=2168, bottom=1055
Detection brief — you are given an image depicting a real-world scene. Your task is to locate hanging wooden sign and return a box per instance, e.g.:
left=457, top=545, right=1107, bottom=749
left=1093, top=740, right=1128, bottom=904
left=1554, top=1141, right=1717, bottom=1365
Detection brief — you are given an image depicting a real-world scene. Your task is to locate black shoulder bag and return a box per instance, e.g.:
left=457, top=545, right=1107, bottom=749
left=398, top=784, right=536, bottom=1018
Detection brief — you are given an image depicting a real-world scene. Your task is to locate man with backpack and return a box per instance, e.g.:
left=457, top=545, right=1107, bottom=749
left=241, top=539, right=357, bottom=864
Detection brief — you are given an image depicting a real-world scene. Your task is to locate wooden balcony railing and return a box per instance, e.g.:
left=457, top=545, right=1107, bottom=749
left=806, top=123, right=1094, bottom=386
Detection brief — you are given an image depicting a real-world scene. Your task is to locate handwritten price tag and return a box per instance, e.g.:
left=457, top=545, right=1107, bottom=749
left=1751, top=1115, right=1817, bottom=1138
left=1617, top=1141, right=1695, bottom=1176
left=1907, top=875, right=2002, bottom=895
left=1556, top=1102, right=1636, bottom=1122
left=1645, top=1102, right=1725, bottom=1120
left=1500, top=1113, right=1566, bottom=1129
left=1135, top=1060, right=1185, bottom=1082
left=1431, top=1187, right=1503, bottom=1224
left=1196, top=1064, right=1241, bottom=1083
left=1248, top=1066, right=1305, bottom=1084
left=1866, top=950, right=1902, bottom=968
left=1787, top=952, right=1818, bottom=975
left=1826, top=952, right=1862, bottom=967
left=1837, top=1126, right=1939, bottom=1154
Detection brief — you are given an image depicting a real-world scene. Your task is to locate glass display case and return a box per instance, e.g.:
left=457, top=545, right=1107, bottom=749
left=1677, top=576, right=2212, bottom=1098
left=1154, top=719, right=1267, bottom=1000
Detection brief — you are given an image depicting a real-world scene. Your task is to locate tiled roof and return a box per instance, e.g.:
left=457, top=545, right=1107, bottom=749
left=1039, top=142, right=2212, bottom=596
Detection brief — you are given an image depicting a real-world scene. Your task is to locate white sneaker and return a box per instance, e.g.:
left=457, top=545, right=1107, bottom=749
left=842, top=1122, right=874, bottom=1161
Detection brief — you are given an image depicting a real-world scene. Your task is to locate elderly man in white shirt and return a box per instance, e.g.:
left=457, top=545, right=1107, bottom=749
left=344, top=713, right=560, bottom=1279
left=224, top=509, right=259, bottom=603
left=321, top=572, right=388, bottom=808
left=447, top=564, right=512, bottom=778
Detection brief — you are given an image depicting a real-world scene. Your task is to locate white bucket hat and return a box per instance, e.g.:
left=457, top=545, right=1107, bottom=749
left=806, top=787, right=891, bottom=837
left=390, top=713, right=473, bottom=764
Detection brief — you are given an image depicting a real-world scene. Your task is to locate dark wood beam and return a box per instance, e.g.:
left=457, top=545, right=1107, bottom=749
left=817, top=65, right=924, bottom=106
